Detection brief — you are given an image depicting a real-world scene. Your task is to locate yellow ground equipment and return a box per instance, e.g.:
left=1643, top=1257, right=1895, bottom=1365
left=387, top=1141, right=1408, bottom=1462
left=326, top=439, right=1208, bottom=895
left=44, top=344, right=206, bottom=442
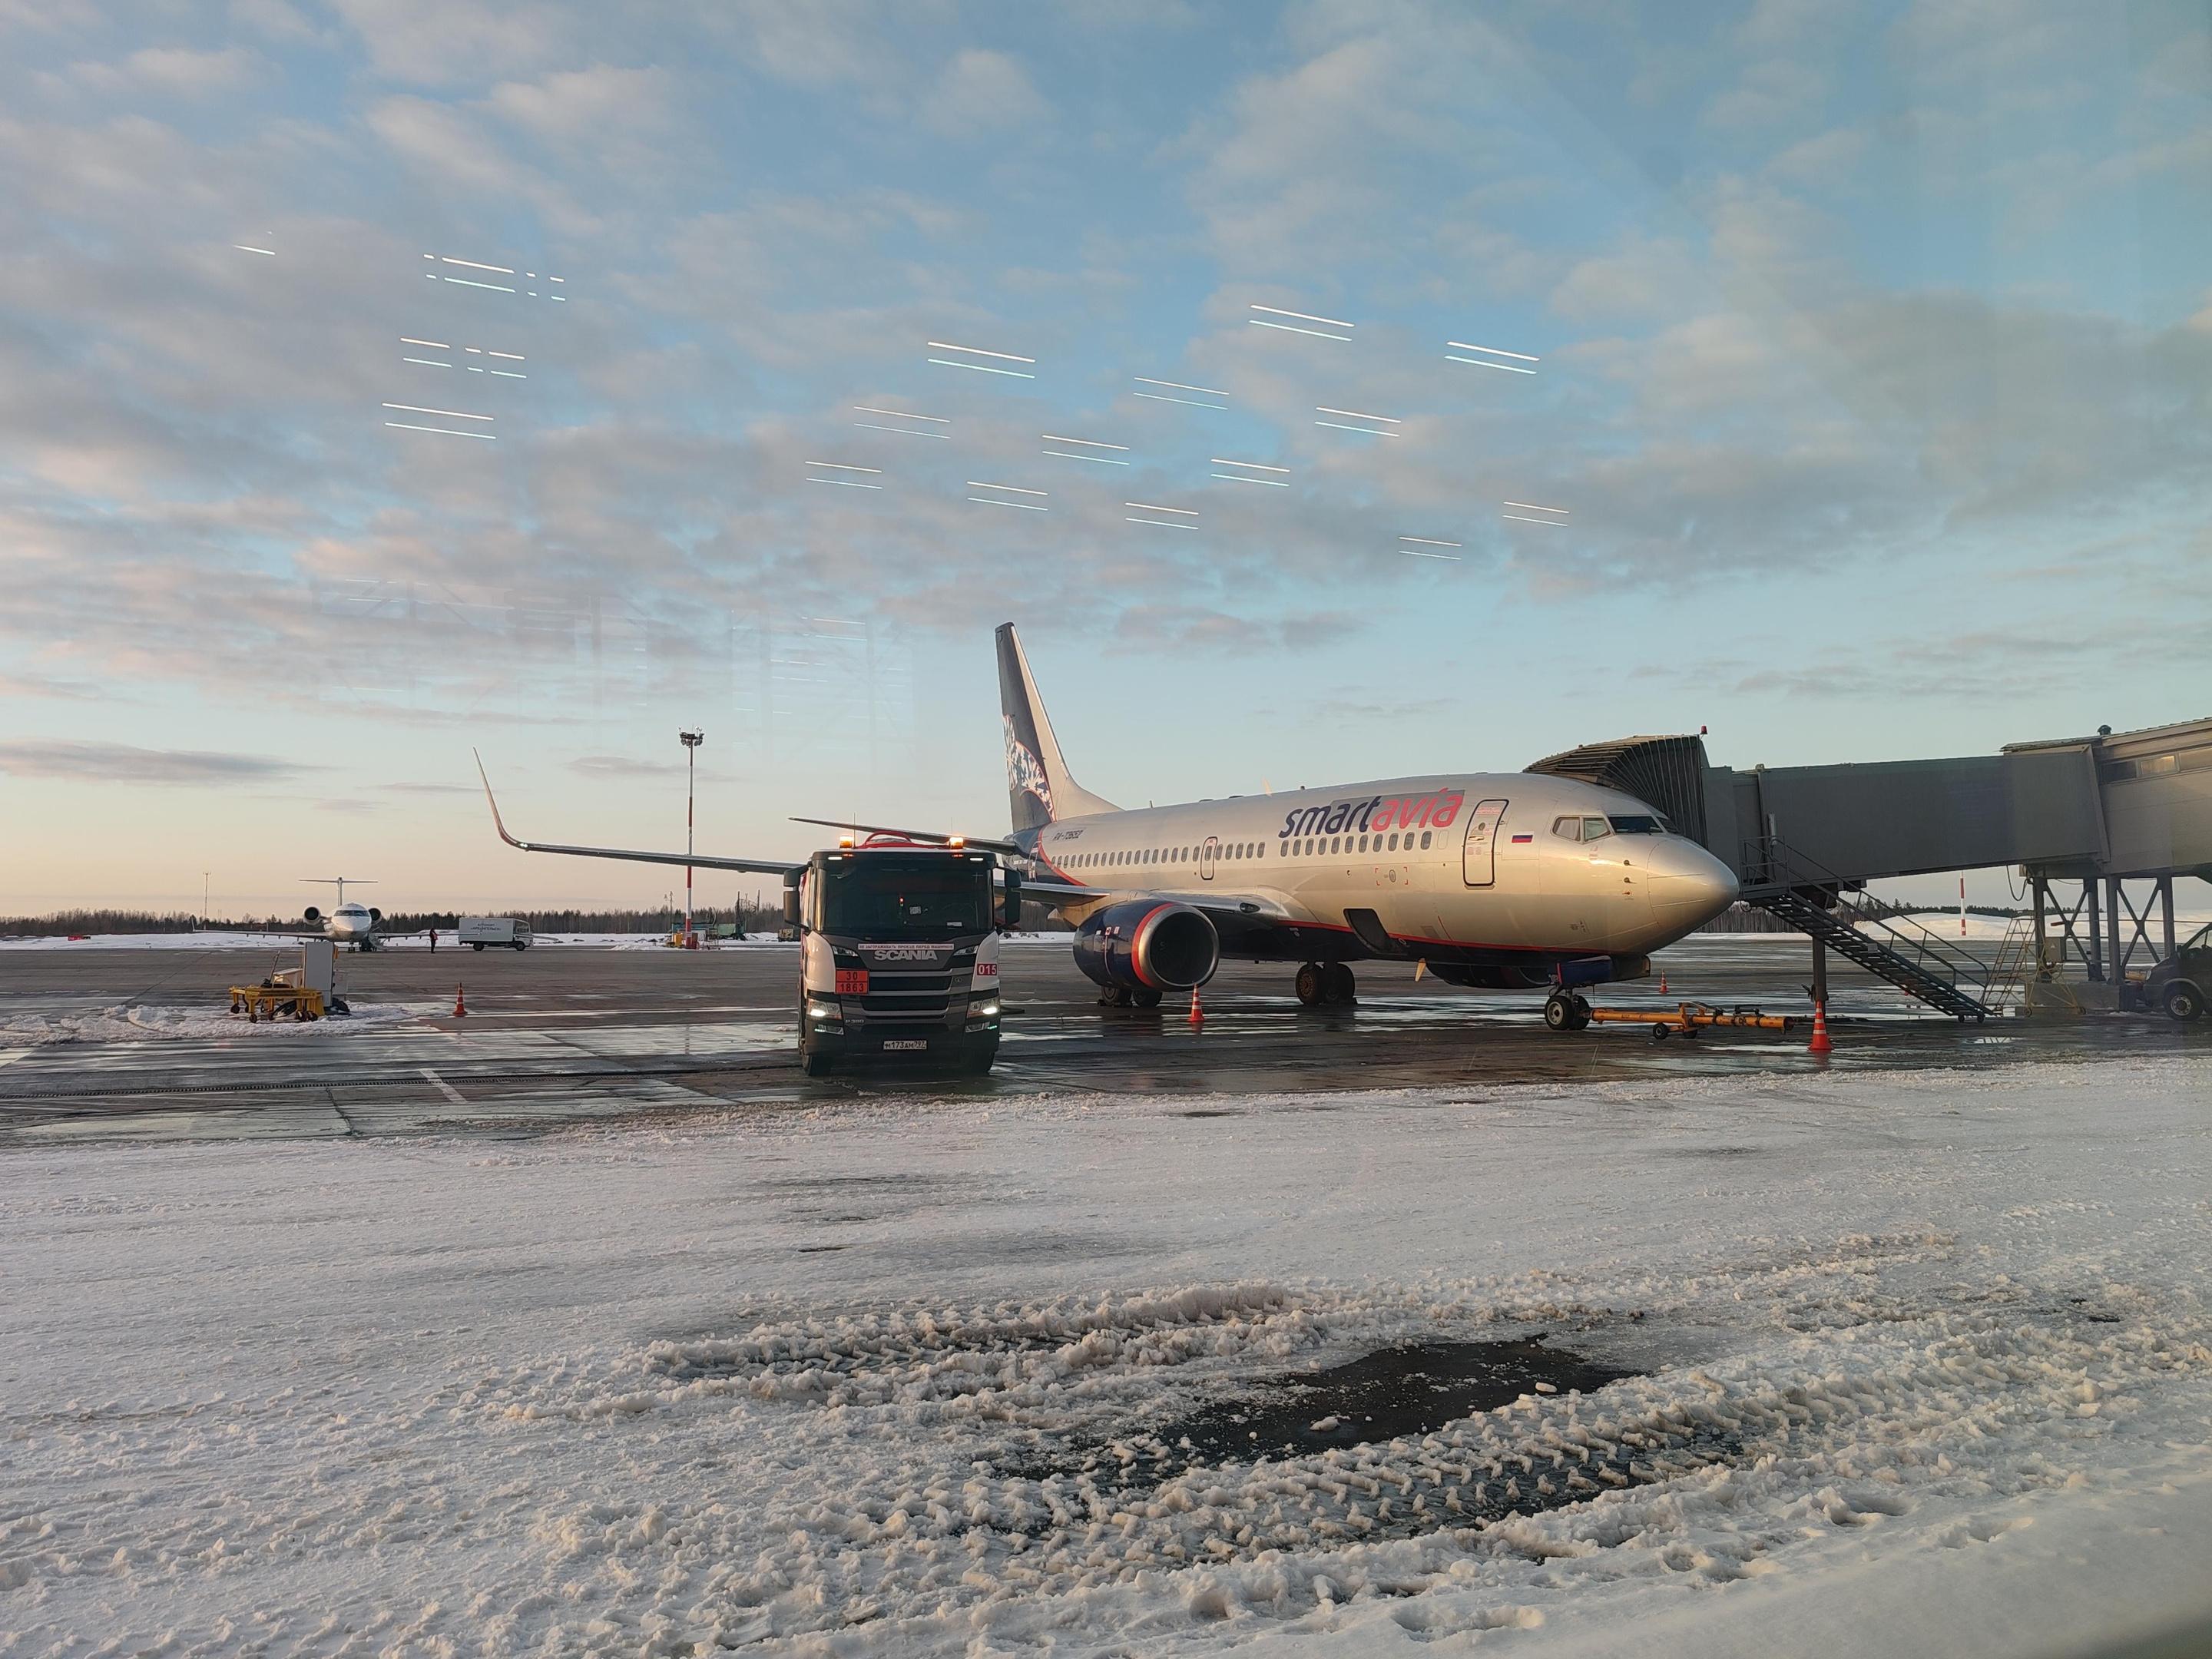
left=1586, top=1002, right=1800, bottom=1041
left=229, top=969, right=327, bottom=1022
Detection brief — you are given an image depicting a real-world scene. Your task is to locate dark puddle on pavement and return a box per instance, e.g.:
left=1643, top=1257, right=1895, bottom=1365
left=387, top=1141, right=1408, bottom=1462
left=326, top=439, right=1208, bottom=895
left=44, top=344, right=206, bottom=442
left=1005, top=1336, right=1638, bottom=1494
left=1173, top=1338, right=1634, bottom=1465
left=992, top=1336, right=1760, bottom=1551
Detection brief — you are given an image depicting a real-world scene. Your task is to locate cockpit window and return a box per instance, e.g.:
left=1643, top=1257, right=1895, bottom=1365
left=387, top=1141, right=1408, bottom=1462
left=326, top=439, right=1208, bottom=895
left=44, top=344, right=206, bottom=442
left=1551, top=816, right=1581, bottom=841
left=1608, top=815, right=1665, bottom=835
left=1581, top=816, right=1614, bottom=840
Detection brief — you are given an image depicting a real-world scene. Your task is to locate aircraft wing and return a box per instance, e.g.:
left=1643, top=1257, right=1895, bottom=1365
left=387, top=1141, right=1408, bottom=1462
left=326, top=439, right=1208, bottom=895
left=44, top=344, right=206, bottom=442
left=1017, top=872, right=1304, bottom=948
left=789, top=816, right=1025, bottom=856
left=476, top=755, right=802, bottom=877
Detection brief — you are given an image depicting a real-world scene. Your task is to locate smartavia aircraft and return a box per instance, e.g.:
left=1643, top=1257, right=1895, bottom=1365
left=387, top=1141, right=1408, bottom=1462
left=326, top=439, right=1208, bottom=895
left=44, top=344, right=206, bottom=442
left=477, top=624, right=1738, bottom=1031
left=990, top=625, right=1737, bottom=1025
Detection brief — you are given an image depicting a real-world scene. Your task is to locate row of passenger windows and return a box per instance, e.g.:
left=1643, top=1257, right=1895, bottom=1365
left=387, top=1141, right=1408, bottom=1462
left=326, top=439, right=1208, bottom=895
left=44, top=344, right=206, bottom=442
left=1058, top=830, right=1435, bottom=870
left=1057, top=814, right=1666, bottom=868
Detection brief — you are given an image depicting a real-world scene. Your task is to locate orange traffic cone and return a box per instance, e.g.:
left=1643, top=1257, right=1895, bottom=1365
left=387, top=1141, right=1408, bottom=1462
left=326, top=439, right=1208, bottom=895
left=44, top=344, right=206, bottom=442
left=1188, top=985, right=1204, bottom=1027
left=1659, top=971, right=1668, bottom=995
left=1807, top=999, right=1831, bottom=1055
left=453, top=984, right=468, bottom=1018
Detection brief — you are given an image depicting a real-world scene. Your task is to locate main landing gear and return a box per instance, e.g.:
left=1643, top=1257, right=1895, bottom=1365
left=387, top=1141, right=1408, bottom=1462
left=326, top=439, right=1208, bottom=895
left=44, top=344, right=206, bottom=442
left=1098, top=985, right=1165, bottom=1009
left=1295, top=962, right=1357, bottom=1008
left=1544, top=990, right=1592, bottom=1031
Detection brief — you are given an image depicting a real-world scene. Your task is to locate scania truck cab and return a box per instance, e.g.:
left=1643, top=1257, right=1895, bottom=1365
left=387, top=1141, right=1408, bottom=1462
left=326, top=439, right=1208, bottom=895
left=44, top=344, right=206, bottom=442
left=785, top=838, right=1016, bottom=1075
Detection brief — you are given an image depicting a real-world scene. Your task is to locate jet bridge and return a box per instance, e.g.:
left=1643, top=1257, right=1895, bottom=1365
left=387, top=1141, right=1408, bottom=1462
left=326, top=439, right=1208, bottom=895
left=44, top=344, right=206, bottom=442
left=1529, top=714, right=2212, bottom=1012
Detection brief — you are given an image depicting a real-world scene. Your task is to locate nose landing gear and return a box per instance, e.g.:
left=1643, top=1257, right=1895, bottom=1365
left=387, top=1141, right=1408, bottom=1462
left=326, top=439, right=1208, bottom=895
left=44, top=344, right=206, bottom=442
left=1544, top=990, right=1593, bottom=1031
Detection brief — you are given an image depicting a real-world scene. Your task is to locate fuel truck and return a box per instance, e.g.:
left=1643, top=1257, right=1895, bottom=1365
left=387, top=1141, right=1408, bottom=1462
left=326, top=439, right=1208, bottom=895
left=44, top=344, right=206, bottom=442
left=783, top=836, right=1017, bottom=1075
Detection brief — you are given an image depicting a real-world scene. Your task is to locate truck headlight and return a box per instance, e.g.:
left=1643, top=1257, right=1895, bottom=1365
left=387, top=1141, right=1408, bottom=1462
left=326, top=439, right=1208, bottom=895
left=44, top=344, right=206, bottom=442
left=806, top=1001, right=836, bottom=1022
left=969, top=1001, right=1000, bottom=1020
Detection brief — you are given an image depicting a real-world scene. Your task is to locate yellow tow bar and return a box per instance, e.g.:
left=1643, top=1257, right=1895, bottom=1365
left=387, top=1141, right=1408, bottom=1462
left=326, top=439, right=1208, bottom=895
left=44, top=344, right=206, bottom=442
left=1586, top=1002, right=1800, bottom=1041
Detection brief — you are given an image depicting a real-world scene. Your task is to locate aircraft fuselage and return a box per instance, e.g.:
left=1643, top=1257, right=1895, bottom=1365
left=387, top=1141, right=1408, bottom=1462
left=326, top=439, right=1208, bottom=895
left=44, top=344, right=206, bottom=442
left=1019, top=770, right=1737, bottom=971
left=324, top=903, right=378, bottom=949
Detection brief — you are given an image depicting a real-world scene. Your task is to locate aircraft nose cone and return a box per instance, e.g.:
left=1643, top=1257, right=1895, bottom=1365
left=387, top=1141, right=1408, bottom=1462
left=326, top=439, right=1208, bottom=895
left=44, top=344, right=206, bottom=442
left=1648, top=843, right=1739, bottom=926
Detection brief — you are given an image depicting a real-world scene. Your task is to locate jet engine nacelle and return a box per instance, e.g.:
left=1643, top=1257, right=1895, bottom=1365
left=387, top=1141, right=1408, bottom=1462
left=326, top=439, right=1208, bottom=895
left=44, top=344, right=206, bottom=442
left=1073, top=900, right=1219, bottom=992
left=303, top=906, right=322, bottom=923
left=369, top=907, right=382, bottom=922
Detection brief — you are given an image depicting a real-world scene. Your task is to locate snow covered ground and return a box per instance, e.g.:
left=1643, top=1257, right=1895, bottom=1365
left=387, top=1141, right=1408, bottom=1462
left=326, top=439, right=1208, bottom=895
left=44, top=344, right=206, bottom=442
left=2, top=1055, right=2208, bottom=1657
left=0, top=933, right=1081, bottom=951
left=0, top=1002, right=425, bottom=1046
left=0, top=932, right=790, bottom=952
left=0, top=932, right=343, bottom=952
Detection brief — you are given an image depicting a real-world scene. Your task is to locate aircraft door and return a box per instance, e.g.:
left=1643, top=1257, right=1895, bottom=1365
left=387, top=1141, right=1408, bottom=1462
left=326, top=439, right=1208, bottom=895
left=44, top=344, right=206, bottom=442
left=1200, top=836, right=1219, bottom=881
left=1462, top=799, right=1508, bottom=886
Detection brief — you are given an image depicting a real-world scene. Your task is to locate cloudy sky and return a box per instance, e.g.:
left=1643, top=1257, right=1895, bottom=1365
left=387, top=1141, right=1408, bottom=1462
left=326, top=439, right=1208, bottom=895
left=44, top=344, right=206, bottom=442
left=3, top=0, right=2207, bottom=913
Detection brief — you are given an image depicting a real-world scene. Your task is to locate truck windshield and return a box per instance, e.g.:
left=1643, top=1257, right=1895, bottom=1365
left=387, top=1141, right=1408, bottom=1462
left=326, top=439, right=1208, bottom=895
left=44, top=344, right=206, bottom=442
left=817, top=854, right=992, bottom=939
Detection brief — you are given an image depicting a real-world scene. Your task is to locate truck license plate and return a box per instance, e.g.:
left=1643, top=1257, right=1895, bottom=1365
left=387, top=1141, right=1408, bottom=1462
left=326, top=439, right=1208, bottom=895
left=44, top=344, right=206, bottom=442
left=882, top=1039, right=928, bottom=1051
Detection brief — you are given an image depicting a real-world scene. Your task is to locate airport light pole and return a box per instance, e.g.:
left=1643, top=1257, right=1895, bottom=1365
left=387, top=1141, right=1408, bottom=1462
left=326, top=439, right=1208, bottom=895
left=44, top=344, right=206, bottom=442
left=679, top=730, right=705, bottom=945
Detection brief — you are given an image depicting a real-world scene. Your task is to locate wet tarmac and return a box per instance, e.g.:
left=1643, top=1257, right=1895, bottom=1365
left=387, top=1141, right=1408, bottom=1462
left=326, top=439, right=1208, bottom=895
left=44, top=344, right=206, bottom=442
left=0, top=935, right=2195, bottom=1144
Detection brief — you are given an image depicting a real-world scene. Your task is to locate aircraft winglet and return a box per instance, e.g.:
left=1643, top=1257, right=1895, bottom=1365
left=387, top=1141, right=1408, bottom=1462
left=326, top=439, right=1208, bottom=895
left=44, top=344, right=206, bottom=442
left=473, top=750, right=525, bottom=849
left=469, top=748, right=800, bottom=876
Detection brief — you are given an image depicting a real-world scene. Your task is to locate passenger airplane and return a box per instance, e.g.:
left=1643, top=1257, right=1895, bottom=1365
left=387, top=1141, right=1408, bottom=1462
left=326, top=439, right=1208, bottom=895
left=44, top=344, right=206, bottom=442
left=477, top=624, right=1738, bottom=1029
left=299, top=878, right=384, bottom=950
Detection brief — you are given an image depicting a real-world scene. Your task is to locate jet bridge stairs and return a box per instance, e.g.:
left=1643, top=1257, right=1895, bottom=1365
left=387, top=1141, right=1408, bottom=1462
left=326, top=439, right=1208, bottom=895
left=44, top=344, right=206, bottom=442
left=1740, top=838, right=2032, bottom=1021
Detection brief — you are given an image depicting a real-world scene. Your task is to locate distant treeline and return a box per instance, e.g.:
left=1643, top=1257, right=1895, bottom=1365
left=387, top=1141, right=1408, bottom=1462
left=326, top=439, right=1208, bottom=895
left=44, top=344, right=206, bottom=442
left=1, top=909, right=214, bottom=937
left=1698, top=899, right=2024, bottom=933
left=382, top=904, right=790, bottom=935
left=0, top=903, right=787, bottom=939
left=0, top=899, right=2030, bottom=942
left=1881, top=902, right=2023, bottom=919
left=1697, top=904, right=1791, bottom=933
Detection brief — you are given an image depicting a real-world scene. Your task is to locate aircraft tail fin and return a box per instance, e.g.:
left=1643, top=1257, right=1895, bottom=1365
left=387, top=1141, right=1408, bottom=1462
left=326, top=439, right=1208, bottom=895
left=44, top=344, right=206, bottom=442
left=995, top=623, right=1119, bottom=832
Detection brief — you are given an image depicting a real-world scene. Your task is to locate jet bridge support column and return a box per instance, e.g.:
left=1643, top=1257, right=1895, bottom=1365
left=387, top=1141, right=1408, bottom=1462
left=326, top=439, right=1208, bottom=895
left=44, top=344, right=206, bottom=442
left=2108, top=877, right=2180, bottom=978
left=2107, top=881, right=2124, bottom=987
left=2029, top=873, right=2102, bottom=977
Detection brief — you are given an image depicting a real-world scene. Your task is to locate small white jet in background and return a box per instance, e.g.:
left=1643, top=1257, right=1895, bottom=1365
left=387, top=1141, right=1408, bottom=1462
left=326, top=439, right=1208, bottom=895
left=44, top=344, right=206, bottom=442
left=300, top=877, right=386, bottom=950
